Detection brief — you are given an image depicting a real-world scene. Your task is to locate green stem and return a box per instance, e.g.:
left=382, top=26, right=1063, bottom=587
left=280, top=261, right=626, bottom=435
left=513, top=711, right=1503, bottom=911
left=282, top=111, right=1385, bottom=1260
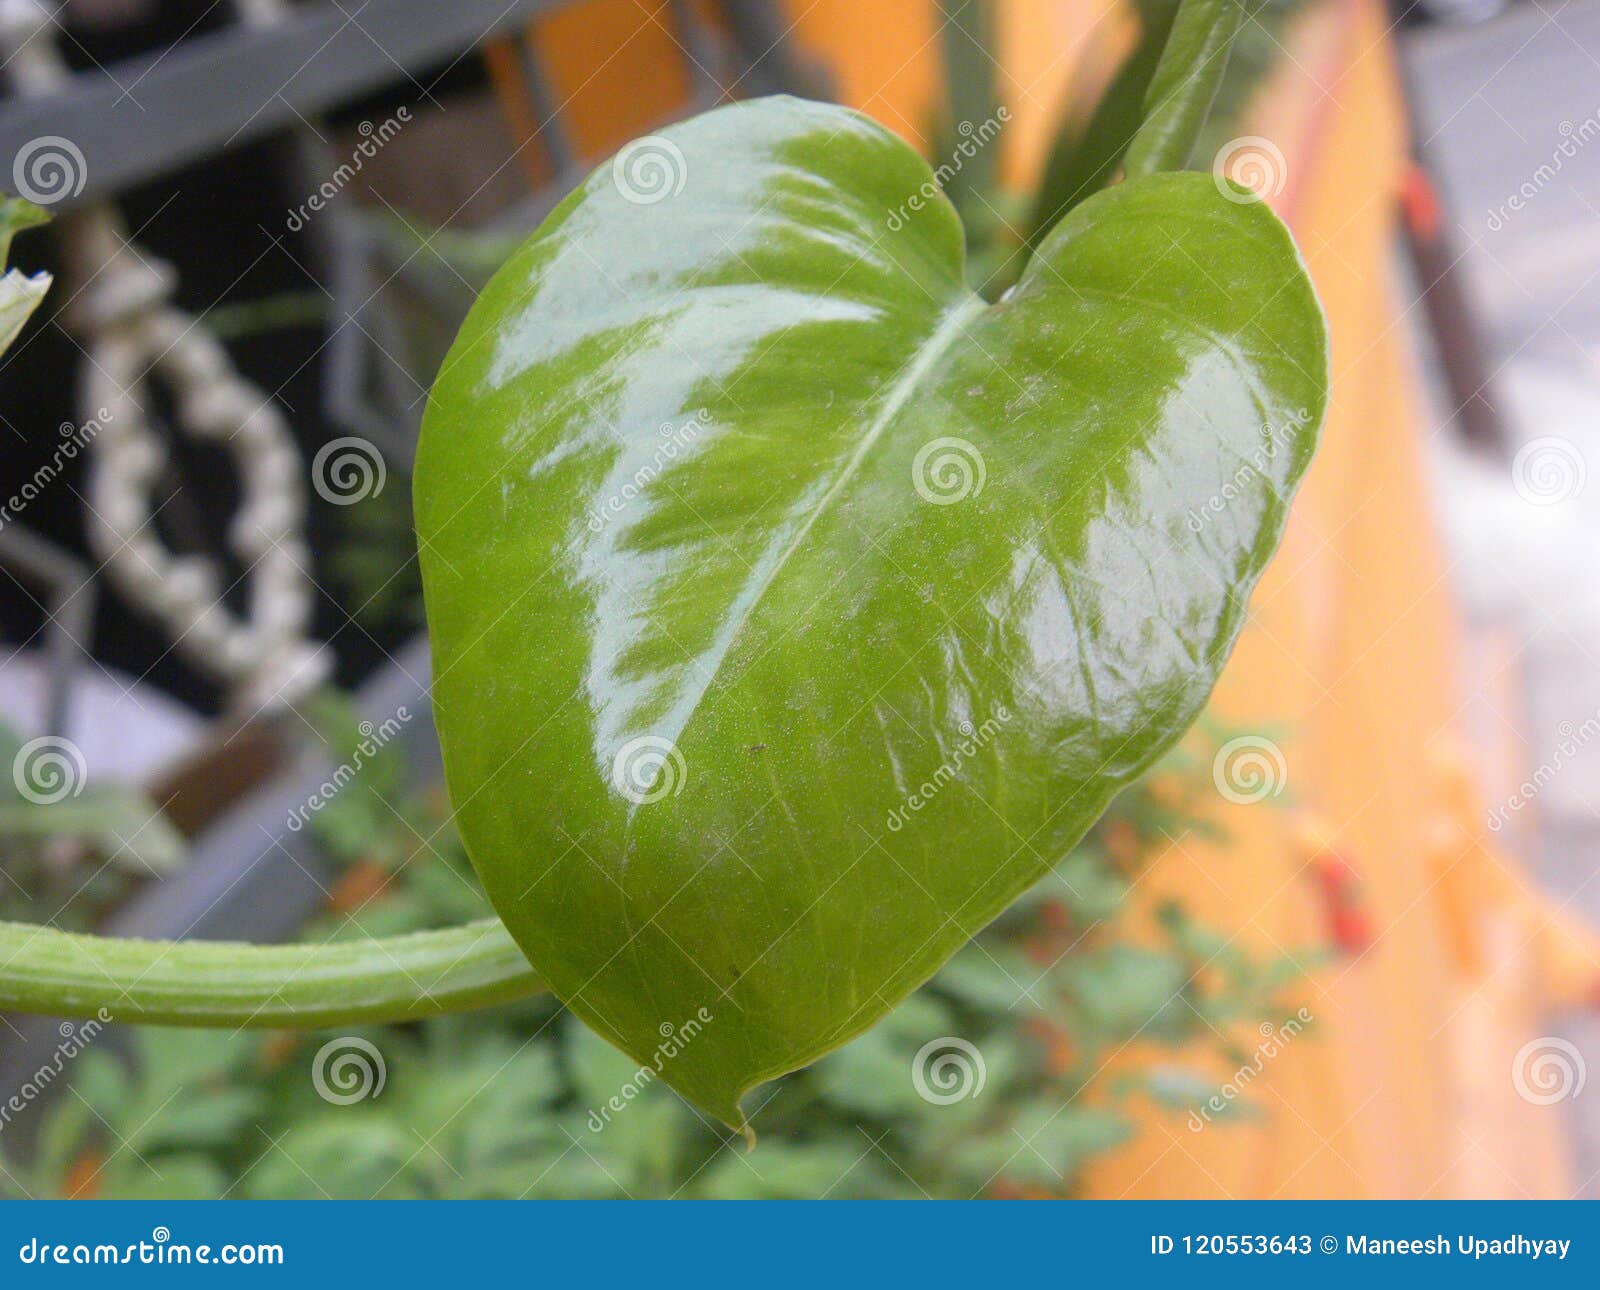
left=1122, top=0, right=1244, bottom=179
left=0, top=918, right=545, bottom=1028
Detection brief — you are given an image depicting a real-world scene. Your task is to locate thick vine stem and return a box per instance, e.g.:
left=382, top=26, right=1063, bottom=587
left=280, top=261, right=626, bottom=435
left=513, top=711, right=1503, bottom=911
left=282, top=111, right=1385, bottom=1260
left=0, top=918, right=545, bottom=1028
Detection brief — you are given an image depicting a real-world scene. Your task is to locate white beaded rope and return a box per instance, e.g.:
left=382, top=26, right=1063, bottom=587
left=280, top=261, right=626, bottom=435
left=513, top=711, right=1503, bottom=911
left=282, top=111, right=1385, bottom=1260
left=2, top=0, right=328, bottom=712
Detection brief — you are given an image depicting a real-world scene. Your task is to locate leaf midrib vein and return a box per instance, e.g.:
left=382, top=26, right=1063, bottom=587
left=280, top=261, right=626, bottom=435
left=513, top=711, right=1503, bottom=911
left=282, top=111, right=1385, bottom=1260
left=650, top=290, right=987, bottom=759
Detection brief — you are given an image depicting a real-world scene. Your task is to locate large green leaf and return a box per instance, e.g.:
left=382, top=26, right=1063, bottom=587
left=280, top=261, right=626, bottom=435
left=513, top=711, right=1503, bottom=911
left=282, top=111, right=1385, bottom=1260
left=416, top=95, right=1326, bottom=1130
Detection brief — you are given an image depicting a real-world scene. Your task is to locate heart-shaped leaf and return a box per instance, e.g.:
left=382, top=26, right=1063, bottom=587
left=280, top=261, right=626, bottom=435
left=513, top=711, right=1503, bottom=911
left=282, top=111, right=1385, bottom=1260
left=416, top=95, right=1326, bottom=1129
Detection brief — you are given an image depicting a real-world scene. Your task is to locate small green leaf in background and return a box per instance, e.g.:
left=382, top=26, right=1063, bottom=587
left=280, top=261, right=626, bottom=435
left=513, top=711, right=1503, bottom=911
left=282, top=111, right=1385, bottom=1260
left=1025, top=0, right=1310, bottom=255
left=0, top=197, right=49, bottom=357
left=929, top=0, right=1015, bottom=293
left=1026, top=0, right=1182, bottom=245
left=0, top=789, right=186, bottom=876
left=1123, top=0, right=1245, bottom=178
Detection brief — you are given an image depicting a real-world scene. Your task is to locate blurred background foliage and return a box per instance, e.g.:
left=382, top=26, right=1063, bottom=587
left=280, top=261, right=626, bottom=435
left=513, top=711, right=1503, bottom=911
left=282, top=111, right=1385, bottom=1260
left=0, top=719, right=1313, bottom=1200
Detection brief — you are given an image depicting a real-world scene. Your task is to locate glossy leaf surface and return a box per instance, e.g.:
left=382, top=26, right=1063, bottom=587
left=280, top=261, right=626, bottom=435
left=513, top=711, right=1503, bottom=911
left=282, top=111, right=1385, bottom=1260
left=416, top=96, right=1326, bottom=1128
